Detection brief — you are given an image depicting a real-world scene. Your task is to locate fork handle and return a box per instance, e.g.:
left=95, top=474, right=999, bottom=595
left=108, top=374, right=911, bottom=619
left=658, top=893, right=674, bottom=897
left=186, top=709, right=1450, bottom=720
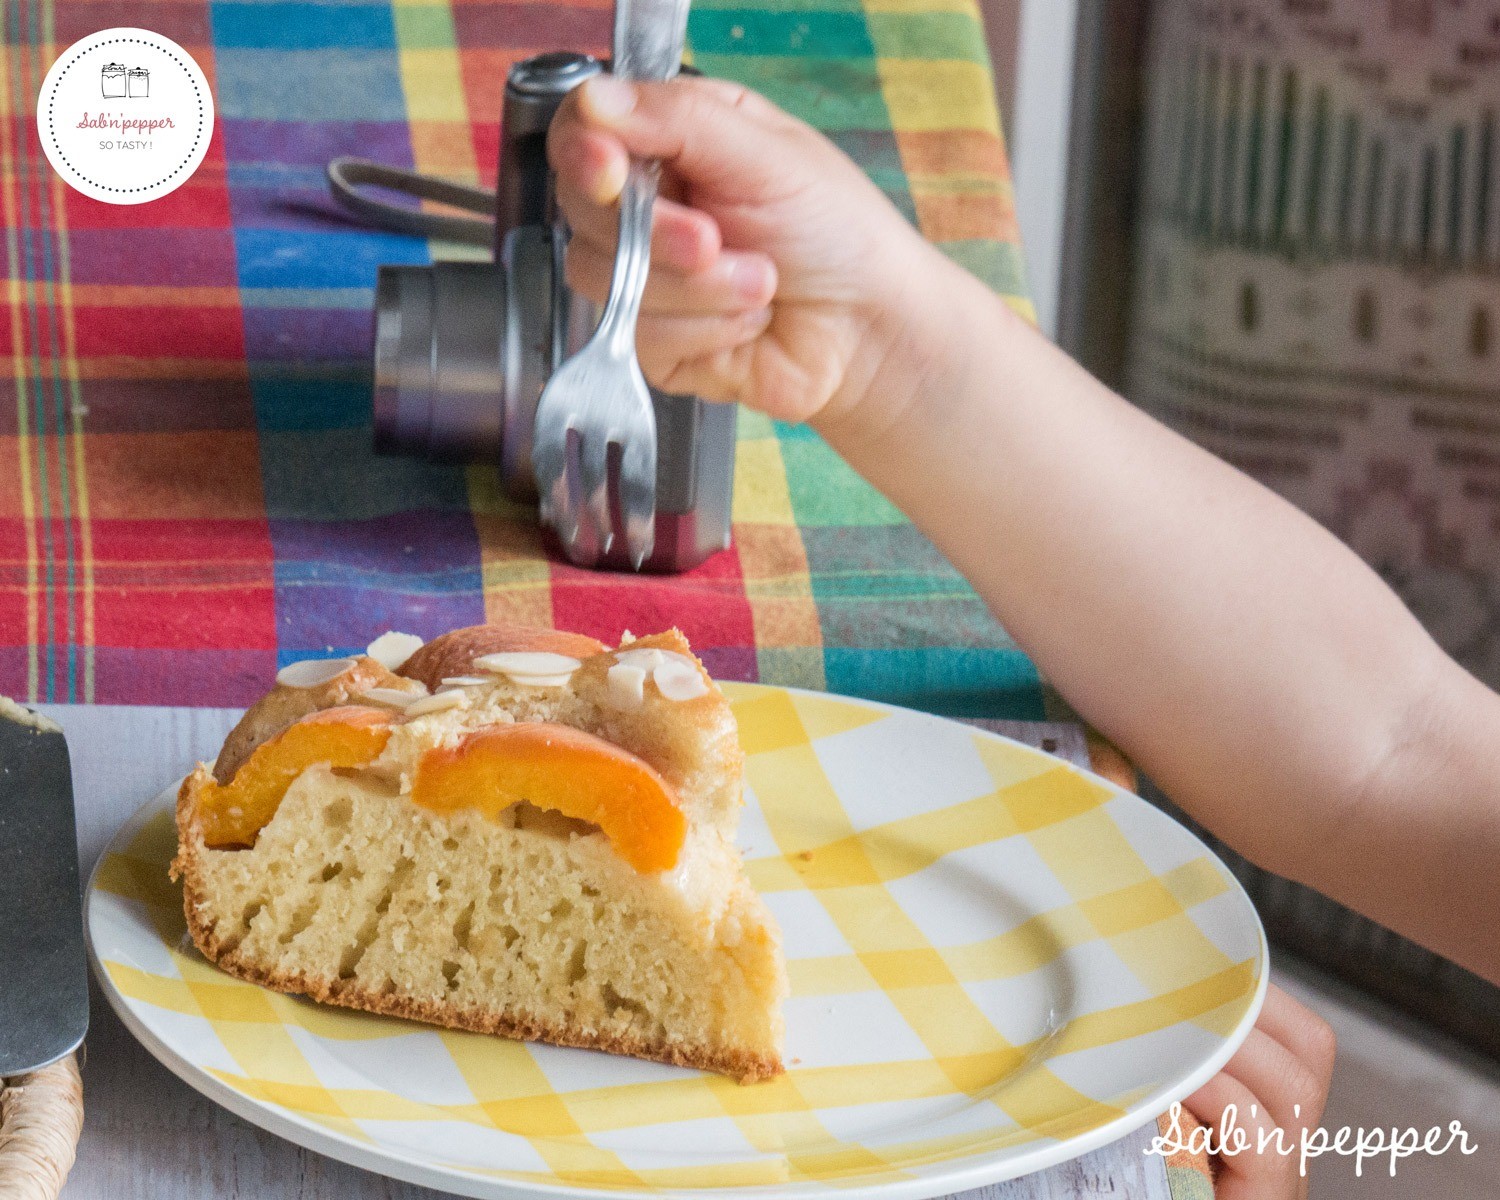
left=597, top=159, right=661, bottom=358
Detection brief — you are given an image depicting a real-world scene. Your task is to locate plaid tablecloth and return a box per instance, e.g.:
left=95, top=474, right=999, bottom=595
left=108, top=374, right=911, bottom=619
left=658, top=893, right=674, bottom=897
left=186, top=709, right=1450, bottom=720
left=1, top=0, right=1042, bottom=720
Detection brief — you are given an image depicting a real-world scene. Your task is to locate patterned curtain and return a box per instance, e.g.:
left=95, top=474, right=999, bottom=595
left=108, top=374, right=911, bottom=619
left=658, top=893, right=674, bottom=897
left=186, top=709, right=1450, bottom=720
left=1127, top=0, right=1500, bottom=688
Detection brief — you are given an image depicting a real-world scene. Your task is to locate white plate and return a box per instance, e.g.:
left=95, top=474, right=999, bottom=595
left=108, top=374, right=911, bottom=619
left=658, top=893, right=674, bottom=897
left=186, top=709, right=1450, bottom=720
left=88, top=683, right=1266, bottom=1198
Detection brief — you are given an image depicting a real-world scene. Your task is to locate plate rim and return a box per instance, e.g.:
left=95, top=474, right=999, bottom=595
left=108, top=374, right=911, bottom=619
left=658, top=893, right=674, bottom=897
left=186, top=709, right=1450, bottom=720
left=86, top=683, right=1269, bottom=1199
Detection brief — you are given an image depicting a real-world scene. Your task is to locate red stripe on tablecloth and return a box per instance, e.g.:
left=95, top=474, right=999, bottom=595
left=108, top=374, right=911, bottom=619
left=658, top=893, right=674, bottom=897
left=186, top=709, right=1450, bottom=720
left=548, top=542, right=758, bottom=675
left=70, top=304, right=247, bottom=360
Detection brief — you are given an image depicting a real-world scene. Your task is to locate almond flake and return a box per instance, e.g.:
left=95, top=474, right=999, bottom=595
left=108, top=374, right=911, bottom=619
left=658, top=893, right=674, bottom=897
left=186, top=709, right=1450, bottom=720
left=473, top=651, right=582, bottom=677
left=365, top=631, right=424, bottom=671
left=509, top=672, right=574, bottom=689
left=358, top=687, right=423, bottom=709
left=653, top=657, right=709, bottom=701
left=438, top=675, right=493, bottom=689
left=606, top=663, right=647, bottom=710
left=276, top=657, right=357, bottom=689
left=612, top=647, right=665, bottom=671
left=403, top=689, right=468, bottom=717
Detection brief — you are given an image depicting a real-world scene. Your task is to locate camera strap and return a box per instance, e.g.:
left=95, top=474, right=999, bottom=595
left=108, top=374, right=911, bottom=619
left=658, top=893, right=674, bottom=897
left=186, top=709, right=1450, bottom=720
left=326, top=156, right=495, bottom=247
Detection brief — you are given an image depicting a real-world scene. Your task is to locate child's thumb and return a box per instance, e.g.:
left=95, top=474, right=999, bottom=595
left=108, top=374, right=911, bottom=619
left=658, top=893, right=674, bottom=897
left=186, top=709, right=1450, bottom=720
left=576, top=75, right=795, bottom=195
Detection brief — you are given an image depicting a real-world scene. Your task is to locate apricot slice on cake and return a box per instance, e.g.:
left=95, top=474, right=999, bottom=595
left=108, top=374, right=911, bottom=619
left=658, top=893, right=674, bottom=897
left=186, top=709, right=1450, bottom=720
left=411, top=723, right=686, bottom=873
left=197, top=707, right=395, bottom=847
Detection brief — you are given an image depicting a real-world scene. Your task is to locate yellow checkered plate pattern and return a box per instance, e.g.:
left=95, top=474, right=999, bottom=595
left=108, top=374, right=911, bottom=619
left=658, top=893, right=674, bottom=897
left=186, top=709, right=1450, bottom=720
left=86, top=684, right=1267, bottom=1198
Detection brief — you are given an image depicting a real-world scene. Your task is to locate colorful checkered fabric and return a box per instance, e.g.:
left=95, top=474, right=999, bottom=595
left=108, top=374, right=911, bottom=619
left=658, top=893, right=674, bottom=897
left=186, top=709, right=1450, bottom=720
left=2, top=0, right=1042, bottom=719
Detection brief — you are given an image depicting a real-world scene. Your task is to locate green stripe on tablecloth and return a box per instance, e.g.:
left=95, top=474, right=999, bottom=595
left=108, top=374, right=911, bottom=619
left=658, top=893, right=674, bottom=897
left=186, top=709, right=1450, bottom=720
left=777, top=430, right=907, bottom=527
left=690, top=10, right=874, bottom=56
left=866, top=11, right=991, bottom=62
left=1167, top=1165, right=1216, bottom=1200
left=944, top=239, right=1030, bottom=296
left=825, top=648, right=1046, bottom=720
left=689, top=54, right=893, bottom=128
left=391, top=4, right=455, bottom=49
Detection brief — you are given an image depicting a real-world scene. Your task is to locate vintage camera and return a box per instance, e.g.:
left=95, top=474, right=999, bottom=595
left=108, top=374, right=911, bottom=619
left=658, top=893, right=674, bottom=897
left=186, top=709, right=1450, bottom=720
left=339, top=52, right=735, bottom=572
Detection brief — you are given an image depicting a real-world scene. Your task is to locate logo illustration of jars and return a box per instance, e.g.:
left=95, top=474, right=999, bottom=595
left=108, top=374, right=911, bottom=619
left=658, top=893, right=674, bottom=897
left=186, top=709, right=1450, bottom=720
left=127, top=66, right=149, bottom=97
left=101, top=62, right=126, bottom=98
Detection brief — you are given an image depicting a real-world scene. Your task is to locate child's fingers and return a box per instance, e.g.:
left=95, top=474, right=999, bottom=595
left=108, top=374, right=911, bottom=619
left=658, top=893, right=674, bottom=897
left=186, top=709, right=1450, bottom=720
left=555, top=180, right=722, bottom=275
left=634, top=309, right=772, bottom=383
left=645, top=358, right=736, bottom=405
left=1215, top=1027, right=1325, bottom=1136
left=546, top=121, right=628, bottom=205
left=1180, top=988, right=1335, bottom=1200
left=1185, top=1067, right=1283, bottom=1146
left=1185, top=1070, right=1306, bottom=1200
left=566, top=75, right=808, bottom=200
left=1251, top=986, right=1337, bottom=1125
left=565, top=239, right=776, bottom=316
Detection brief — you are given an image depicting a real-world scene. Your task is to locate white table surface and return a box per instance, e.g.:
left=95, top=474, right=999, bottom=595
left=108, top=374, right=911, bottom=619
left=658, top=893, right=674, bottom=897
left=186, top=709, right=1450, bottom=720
left=40, top=703, right=1173, bottom=1200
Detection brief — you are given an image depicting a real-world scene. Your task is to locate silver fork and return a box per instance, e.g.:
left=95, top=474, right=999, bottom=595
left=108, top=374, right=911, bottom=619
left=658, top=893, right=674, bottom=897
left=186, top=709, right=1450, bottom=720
left=533, top=0, right=691, bottom=569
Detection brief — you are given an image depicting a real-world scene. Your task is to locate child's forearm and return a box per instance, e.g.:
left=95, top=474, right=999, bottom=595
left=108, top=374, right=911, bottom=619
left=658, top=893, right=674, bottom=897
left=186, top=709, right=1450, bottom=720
left=817, top=246, right=1500, bottom=982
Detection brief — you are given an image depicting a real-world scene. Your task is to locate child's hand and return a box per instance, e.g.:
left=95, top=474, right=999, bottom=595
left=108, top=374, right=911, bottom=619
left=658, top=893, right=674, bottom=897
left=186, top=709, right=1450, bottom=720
left=1184, top=984, right=1337, bottom=1200
left=546, top=75, right=951, bottom=427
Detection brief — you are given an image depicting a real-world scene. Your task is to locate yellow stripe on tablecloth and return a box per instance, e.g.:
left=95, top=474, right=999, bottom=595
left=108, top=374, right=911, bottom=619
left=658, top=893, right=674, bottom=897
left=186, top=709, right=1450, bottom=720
left=51, top=214, right=97, bottom=703
left=874, top=59, right=1001, bottom=135
left=399, top=49, right=472, bottom=124
left=4, top=14, right=95, bottom=702
left=465, top=465, right=557, bottom=627
left=12, top=282, right=240, bottom=308
left=733, top=435, right=799, bottom=526
left=387, top=4, right=557, bottom=635
left=0, top=355, right=250, bottom=381
left=735, top=529, right=830, bottom=682
left=731, top=419, right=828, bottom=690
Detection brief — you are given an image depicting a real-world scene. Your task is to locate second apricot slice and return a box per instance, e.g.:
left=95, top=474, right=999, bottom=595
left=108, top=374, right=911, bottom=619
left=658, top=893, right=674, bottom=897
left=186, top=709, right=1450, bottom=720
left=411, top=723, right=685, bottom=873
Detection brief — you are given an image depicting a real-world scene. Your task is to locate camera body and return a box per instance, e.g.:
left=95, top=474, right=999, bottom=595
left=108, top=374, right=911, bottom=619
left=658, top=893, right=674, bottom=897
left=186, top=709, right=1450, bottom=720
left=370, top=53, right=736, bottom=572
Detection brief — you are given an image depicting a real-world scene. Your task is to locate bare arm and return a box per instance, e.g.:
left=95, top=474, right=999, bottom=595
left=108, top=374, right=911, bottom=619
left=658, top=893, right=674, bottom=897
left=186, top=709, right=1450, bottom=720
left=821, top=251, right=1500, bottom=983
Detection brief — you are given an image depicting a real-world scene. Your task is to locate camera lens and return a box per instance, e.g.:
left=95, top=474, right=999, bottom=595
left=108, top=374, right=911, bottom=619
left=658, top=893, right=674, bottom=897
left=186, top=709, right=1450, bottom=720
left=372, top=262, right=505, bottom=464
left=372, top=265, right=433, bottom=457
